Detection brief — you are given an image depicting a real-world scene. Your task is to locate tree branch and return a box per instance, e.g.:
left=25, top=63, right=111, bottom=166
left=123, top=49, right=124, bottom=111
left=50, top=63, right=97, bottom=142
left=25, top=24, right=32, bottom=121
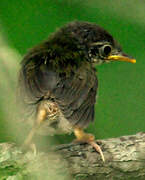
left=56, top=132, right=145, bottom=179
left=0, top=132, right=145, bottom=179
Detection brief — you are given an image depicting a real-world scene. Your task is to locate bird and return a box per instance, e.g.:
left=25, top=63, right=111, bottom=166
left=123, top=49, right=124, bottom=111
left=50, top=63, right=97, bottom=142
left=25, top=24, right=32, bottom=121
left=17, top=21, right=136, bottom=161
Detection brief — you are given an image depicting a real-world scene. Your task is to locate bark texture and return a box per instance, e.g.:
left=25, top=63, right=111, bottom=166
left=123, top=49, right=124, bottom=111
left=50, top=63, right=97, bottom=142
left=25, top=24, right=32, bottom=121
left=0, top=132, right=145, bottom=180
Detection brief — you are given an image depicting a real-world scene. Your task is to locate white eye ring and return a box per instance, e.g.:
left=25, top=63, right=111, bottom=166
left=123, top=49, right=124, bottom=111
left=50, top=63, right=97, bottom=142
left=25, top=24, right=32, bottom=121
left=100, top=44, right=112, bottom=57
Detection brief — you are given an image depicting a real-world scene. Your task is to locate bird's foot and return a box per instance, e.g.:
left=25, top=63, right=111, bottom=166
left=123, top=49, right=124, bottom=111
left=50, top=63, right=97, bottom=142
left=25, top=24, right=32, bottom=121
left=88, top=141, right=105, bottom=162
left=73, top=128, right=105, bottom=162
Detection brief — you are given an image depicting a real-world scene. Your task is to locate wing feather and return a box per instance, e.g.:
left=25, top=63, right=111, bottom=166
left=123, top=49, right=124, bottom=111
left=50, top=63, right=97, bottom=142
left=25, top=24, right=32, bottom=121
left=18, top=52, right=98, bottom=128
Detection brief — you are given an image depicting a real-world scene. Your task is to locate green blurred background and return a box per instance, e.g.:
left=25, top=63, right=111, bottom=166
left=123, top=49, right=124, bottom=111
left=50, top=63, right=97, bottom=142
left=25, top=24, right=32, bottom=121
left=0, top=0, right=145, bottom=145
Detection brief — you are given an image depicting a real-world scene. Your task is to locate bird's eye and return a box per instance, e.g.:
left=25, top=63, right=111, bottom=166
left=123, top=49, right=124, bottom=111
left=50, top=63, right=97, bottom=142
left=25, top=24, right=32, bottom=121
left=100, top=45, right=112, bottom=57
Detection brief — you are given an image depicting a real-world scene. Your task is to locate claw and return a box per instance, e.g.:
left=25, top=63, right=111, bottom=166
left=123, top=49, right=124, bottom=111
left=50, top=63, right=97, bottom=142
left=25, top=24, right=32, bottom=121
left=73, top=127, right=105, bottom=162
left=89, top=141, right=105, bottom=162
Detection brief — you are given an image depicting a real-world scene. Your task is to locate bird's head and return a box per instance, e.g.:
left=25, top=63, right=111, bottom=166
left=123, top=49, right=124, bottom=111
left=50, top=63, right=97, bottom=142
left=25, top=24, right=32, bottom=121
left=50, top=21, right=136, bottom=65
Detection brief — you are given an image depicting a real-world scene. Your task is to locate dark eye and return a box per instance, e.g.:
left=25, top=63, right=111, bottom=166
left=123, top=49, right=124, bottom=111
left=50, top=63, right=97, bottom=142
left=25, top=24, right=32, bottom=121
left=100, top=45, right=112, bottom=57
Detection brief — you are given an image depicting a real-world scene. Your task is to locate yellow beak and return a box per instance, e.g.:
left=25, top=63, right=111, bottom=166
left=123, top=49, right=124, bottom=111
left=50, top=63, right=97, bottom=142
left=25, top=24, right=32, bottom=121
left=107, top=55, right=136, bottom=64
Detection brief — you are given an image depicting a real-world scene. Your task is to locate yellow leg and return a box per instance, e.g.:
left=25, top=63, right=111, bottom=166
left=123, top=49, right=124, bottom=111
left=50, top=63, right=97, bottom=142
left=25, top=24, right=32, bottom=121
left=74, top=128, right=95, bottom=142
left=74, top=127, right=105, bottom=162
left=22, top=108, right=47, bottom=152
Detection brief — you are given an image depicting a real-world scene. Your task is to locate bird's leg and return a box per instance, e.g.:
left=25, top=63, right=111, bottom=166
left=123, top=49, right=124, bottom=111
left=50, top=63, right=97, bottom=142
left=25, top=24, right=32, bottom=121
left=73, top=127, right=105, bottom=162
left=22, top=108, right=47, bottom=153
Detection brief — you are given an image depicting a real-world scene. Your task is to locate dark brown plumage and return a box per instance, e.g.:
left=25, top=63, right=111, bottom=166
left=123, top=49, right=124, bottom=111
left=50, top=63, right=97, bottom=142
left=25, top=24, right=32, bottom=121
left=18, top=21, right=136, bottom=161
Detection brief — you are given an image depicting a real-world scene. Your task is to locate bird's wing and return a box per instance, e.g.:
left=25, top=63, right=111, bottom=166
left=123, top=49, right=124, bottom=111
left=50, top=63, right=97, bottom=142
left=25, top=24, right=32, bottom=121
left=18, top=53, right=98, bottom=128
left=53, top=65, right=98, bottom=128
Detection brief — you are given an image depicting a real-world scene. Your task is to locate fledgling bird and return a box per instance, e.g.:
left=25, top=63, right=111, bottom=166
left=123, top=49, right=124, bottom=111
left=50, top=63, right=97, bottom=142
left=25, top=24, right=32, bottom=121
left=18, top=21, right=136, bottom=161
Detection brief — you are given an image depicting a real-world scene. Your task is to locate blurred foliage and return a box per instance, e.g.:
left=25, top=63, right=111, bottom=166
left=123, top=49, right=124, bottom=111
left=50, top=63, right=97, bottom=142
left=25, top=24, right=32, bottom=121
left=0, top=0, right=145, bottom=146
left=0, top=143, right=70, bottom=180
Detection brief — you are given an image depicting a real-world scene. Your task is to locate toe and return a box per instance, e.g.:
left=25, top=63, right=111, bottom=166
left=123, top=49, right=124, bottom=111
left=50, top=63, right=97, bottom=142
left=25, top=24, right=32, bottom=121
left=89, top=141, right=105, bottom=162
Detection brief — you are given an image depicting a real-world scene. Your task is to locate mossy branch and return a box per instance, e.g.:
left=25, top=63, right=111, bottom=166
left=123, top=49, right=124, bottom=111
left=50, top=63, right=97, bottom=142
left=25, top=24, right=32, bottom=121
left=0, top=132, right=145, bottom=180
